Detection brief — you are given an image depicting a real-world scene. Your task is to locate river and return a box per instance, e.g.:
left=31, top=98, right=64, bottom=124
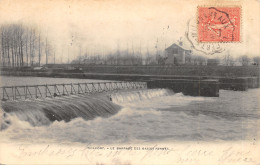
left=0, top=76, right=259, bottom=144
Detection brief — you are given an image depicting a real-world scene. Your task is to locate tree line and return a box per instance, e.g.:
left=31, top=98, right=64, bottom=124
left=71, top=50, right=260, bottom=66
left=71, top=50, right=157, bottom=65
left=0, top=23, right=53, bottom=68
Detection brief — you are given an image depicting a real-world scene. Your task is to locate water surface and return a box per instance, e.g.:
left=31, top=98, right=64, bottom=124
left=0, top=76, right=259, bottom=144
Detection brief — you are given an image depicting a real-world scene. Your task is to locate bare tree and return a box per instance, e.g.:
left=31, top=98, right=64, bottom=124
left=0, top=26, right=6, bottom=67
left=253, top=56, right=260, bottom=65
left=45, top=37, right=48, bottom=65
left=0, top=23, right=53, bottom=68
left=29, top=28, right=37, bottom=66
left=222, top=52, right=234, bottom=66
left=238, top=55, right=251, bottom=66
left=38, top=33, right=41, bottom=66
left=25, top=28, right=29, bottom=66
left=44, top=37, right=54, bottom=65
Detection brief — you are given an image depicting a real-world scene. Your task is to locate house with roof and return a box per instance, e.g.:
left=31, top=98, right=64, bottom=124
left=164, top=43, right=191, bottom=65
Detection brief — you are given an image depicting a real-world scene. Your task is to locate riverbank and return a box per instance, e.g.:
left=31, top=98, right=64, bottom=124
left=1, top=70, right=259, bottom=91
left=1, top=65, right=259, bottom=77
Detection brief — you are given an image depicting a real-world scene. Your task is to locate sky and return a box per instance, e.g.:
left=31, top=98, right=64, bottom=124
left=0, top=0, right=259, bottom=63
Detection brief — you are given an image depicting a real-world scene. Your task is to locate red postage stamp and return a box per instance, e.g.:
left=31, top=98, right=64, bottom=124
left=198, top=7, right=241, bottom=42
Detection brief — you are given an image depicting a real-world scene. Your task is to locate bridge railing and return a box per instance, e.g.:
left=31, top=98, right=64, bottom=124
left=0, top=81, right=147, bottom=101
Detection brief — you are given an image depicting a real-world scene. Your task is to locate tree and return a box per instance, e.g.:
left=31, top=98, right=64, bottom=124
left=253, top=56, right=260, bottom=65
left=0, top=23, right=52, bottom=68
left=38, top=33, right=41, bottom=66
left=45, top=37, right=49, bottom=65
left=238, top=55, right=251, bottom=66
left=223, top=53, right=234, bottom=66
left=29, top=28, right=37, bottom=66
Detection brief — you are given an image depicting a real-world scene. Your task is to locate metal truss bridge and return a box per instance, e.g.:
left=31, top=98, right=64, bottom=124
left=0, top=81, right=147, bottom=101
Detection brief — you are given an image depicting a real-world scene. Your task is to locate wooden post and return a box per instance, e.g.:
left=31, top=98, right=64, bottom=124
left=35, top=86, right=37, bottom=98
left=24, top=87, right=26, bottom=99
left=2, top=87, right=4, bottom=100
left=25, top=86, right=27, bottom=99
left=45, top=84, right=47, bottom=97
left=13, top=87, right=15, bottom=100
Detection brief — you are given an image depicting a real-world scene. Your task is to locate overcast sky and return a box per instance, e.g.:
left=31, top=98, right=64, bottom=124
left=0, top=0, right=259, bottom=62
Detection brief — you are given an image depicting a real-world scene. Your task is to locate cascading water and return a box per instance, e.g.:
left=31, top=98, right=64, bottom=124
left=110, top=89, right=173, bottom=104
left=0, top=88, right=259, bottom=143
left=1, top=94, right=121, bottom=128
left=0, top=89, right=174, bottom=129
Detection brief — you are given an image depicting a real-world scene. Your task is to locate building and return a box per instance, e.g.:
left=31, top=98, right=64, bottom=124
left=164, top=43, right=191, bottom=65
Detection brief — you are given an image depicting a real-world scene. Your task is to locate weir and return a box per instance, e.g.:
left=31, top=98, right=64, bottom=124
left=0, top=79, right=222, bottom=102
left=0, top=81, right=147, bottom=101
left=0, top=88, right=173, bottom=127
left=2, top=71, right=259, bottom=91
left=2, top=73, right=258, bottom=102
left=147, top=79, right=219, bottom=97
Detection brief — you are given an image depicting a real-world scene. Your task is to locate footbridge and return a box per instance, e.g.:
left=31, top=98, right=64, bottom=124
left=0, top=81, right=147, bottom=101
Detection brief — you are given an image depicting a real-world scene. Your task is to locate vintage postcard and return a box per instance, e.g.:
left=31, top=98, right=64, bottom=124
left=0, top=0, right=259, bottom=164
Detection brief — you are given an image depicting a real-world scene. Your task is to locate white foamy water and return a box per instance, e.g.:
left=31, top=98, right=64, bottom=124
left=0, top=76, right=259, bottom=144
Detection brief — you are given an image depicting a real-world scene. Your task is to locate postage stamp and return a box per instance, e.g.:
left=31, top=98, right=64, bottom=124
left=198, top=7, right=241, bottom=42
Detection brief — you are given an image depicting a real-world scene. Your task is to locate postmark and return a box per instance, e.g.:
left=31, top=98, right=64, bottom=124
left=198, top=7, right=241, bottom=42
left=186, top=17, right=226, bottom=55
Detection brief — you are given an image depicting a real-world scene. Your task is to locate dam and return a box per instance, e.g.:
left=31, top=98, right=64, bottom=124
left=0, top=76, right=259, bottom=143
left=2, top=70, right=259, bottom=93
left=0, top=78, right=219, bottom=127
left=2, top=73, right=259, bottom=101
